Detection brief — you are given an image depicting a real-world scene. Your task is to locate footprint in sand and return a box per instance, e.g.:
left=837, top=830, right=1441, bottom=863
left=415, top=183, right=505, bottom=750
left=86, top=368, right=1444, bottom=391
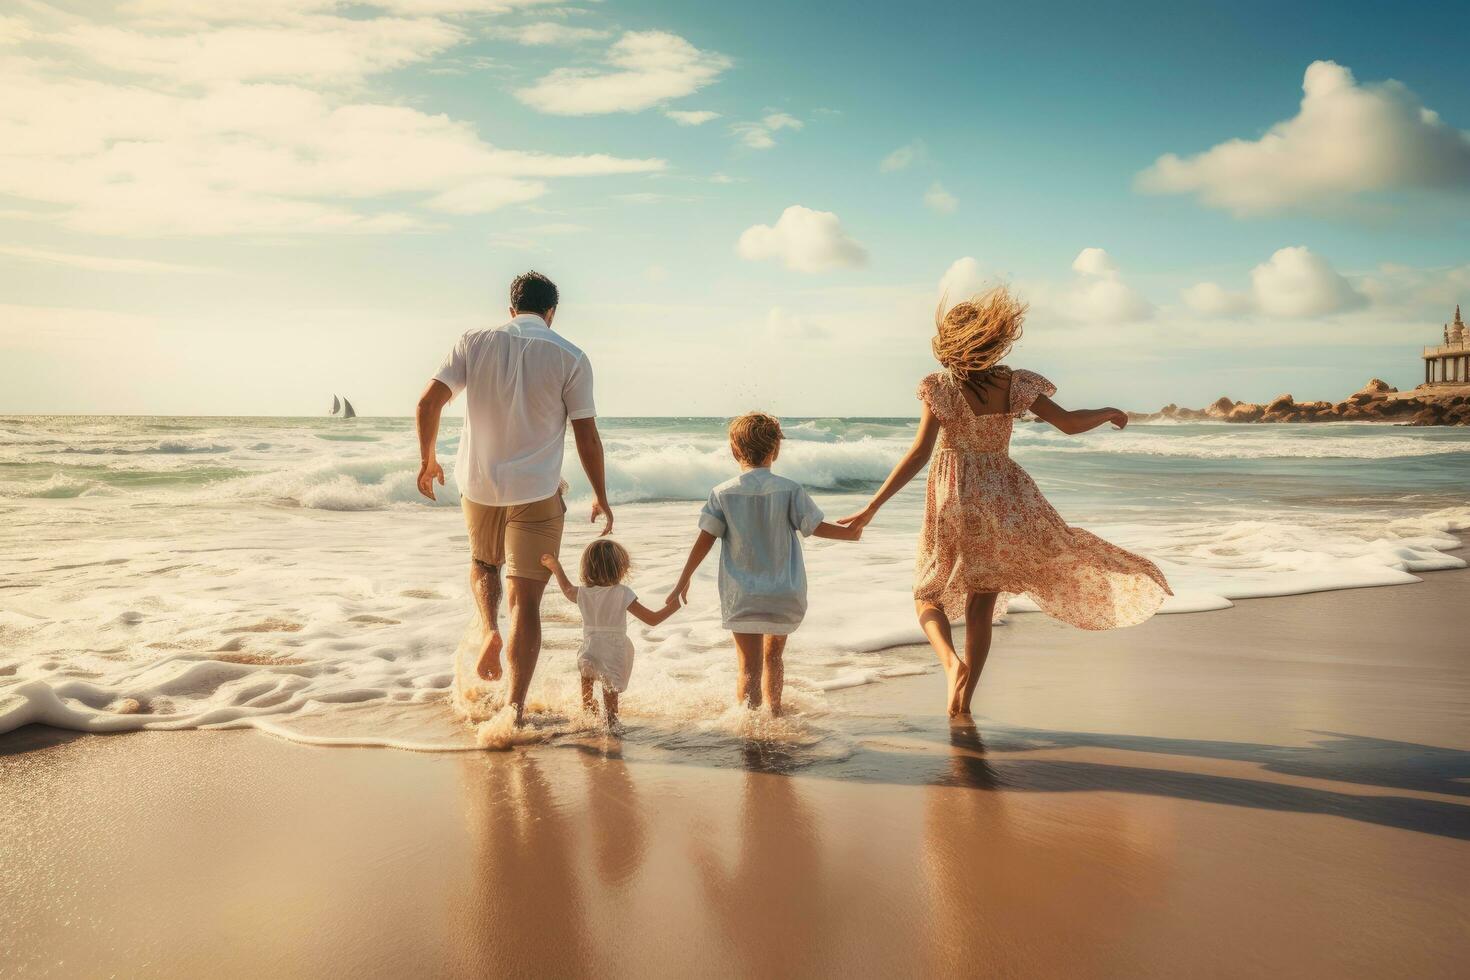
left=399, top=588, right=447, bottom=600
left=224, top=617, right=304, bottom=634
left=348, top=614, right=401, bottom=626
left=213, top=651, right=307, bottom=666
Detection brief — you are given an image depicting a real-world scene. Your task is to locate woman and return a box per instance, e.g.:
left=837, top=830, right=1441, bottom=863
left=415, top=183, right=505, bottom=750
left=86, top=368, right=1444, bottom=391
left=839, top=287, right=1172, bottom=716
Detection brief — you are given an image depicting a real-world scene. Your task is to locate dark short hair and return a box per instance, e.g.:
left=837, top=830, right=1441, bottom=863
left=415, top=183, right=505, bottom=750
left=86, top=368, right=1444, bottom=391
left=510, top=271, right=559, bottom=315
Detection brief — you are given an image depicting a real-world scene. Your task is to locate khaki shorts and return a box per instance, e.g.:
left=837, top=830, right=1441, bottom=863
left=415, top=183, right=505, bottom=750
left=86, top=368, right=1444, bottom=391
left=461, top=493, right=566, bottom=582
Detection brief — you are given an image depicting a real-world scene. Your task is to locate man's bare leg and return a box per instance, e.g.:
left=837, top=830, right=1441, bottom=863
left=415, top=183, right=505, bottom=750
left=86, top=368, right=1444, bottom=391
left=916, top=600, right=968, bottom=717
left=761, top=635, right=787, bottom=717
left=470, top=559, right=503, bottom=681
left=732, top=633, right=764, bottom=709
left=505, top=575, right=547, bottom=725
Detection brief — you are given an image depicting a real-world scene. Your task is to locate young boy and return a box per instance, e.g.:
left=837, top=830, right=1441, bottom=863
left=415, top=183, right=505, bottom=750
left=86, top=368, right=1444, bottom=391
left=667, top=412, right=861, bottom=716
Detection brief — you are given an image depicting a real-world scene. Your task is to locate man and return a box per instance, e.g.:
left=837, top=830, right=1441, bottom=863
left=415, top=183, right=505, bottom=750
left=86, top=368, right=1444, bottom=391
left=416, top=271, right=613, bottom=725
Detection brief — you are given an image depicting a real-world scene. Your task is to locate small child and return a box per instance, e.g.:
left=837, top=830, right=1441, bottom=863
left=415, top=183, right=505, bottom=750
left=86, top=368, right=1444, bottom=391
left=541, top=540, right=679, bottom=725
left=668, top=412, right=861, bottom=717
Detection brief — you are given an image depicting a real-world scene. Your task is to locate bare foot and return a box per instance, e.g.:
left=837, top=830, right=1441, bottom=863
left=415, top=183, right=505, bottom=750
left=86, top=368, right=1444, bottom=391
left=945, top=656, right=969, bottom=717
left=475, top=631, right=503, bottom=681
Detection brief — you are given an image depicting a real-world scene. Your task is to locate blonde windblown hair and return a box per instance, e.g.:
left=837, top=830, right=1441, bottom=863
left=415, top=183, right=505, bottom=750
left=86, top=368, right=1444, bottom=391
left=932, top=286, right=1029, bottom=396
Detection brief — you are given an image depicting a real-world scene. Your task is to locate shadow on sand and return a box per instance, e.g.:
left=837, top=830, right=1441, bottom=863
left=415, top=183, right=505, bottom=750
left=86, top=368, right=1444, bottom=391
left=584, top=719, right=1470, bottom=842
left=869, top=723, right=1470, bottom=841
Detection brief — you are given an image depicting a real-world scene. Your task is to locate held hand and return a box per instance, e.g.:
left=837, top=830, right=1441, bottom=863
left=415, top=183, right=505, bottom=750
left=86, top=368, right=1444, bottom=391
left=417, top=459, right=445, bottom=500
left=836, top=506, right=875, bottom=532
left=666, top=578, right=691, bottom=607
left=539, top=553, right=559, bottom=571
left=1106, top=408, right=1128, bottom=430
left=590, top=499, right=614, bottom=536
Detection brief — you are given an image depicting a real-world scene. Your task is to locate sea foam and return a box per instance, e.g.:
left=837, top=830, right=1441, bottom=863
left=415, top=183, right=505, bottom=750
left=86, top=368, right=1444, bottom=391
left=1, top=414, right=1467, bottom=749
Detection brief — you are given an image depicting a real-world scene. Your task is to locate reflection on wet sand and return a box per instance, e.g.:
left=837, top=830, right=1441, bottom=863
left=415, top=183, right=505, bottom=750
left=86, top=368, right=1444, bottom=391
left=922, top=725, right=1171, bottom=977
left=692, top=744, right=834, bottom=977
left=577, top=741, right=647, bottom=888
left=452, top=752, right=594, bottom=977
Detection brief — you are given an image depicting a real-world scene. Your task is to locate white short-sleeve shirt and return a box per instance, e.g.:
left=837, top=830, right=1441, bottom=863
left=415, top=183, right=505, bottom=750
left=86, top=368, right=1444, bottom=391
left=698, top=468, right=825, bottom=635
left=434, top=313, right=595, bottom=506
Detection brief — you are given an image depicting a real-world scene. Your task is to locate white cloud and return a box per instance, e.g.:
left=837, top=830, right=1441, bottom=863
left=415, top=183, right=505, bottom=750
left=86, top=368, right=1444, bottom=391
left=55, top=17, right=465, bottom=85
left=117, top=1, right=565, bottom=22
left=879, top=141, right=924, bottom=173
left=731, top=112, right=802, bottom=150
left=923, top=182, right=958, bottom=214
left=737, top=205, right=868, bottom=273
left=938, top=257, right=988, bottom=304
left=1181, top=281, right=1252, bottom=317
left=1355, top=262, right=1470, bottom=319
left=1182, top=246, right=1368, bottom=318
left=0, top=244, right=211, bottom=274
left=0, top=14, right=35, bottom=44
left=1071, top=247, right=1116, bottom=277
left=424, top=176, right=547, bottom=214
left=515, top=31, right=731, bottom=115
left=1137, top=60, right=1470, bottom=216
left=485, top=22, right=610, bottom=46
left=1063, top=248, right=1153, bottom=323
left=1250, top=246, right=1367, bottom=317
left=664, top=109, right=719, bottom=126
left=0, top=8, right=665, bottom=235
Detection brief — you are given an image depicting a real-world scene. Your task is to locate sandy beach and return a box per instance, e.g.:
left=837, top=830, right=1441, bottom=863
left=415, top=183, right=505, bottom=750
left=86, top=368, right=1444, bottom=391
left=5, top=565, right=1468, bottom=979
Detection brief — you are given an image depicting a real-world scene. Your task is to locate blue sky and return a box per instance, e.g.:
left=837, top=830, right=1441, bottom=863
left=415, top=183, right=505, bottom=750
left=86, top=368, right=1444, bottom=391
left=2, top=0, right=1468, bottom=416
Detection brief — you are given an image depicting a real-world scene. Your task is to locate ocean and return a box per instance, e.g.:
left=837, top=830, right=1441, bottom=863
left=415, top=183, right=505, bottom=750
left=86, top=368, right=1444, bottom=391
left=2, top=415, right=1467, bottom=748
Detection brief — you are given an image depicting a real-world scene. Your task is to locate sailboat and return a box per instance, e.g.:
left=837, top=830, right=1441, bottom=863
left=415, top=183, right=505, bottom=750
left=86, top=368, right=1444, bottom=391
left=330, top=395, right=340, bottom=416
left=341, top=398, right=357, bottom=420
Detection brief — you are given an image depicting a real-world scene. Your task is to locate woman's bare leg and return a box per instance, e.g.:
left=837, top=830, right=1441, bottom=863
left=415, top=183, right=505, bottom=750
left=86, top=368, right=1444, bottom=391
left=960, top=592, right=999, bottom=715
left=732, top=633, right=764, bottom=709
left=580, top=676, right=599, bottom=715
left=602, top=689, right=619, bottom=726
left=761, top=635, right=787, bottom=717
left=916, top=600, right=968, bottom=717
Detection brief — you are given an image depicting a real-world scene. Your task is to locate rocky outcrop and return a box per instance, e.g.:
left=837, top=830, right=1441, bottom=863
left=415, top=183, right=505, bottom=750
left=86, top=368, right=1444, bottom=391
left=1128, top=380, right=1468, bottom=426
left=1205, top=396, right=1235, bottom=419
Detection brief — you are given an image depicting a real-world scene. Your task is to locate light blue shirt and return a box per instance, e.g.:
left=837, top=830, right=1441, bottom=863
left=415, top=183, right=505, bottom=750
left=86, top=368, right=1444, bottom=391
left=698, top=468, right=825, bottom=635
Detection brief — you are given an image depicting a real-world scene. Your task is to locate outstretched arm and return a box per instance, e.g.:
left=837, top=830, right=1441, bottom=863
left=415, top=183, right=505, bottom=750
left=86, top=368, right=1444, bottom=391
left=1028, top=394, right=1127, bottom=435
left=667, top=530, right=717, bottom=605
left=570, top=417, right=613, bottom=536
left=629, top=597, right=681, bottom=627
left=539, top=554, right=578, bottom=603
left=415, top=379, right=454, bottom=500
left=836, top=405, right=941, bottom=531
left=812, top=521, right=862, bottom=541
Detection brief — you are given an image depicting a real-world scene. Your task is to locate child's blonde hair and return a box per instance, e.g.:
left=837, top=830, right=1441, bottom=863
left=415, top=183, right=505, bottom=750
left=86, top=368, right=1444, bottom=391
left=933, top=286, right=1028, bottom=382
left=728, top=411, right=783, bottom=466
left=580, top=538, right=631, bottom=587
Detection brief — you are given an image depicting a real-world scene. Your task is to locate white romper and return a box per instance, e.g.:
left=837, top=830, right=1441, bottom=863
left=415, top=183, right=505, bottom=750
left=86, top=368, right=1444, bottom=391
left=575, top=584, right=637, bottom=693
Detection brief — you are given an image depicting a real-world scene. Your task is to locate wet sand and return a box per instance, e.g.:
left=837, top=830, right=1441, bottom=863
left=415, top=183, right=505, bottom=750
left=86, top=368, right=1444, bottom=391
left=4, top=568, right=1469, bottom=978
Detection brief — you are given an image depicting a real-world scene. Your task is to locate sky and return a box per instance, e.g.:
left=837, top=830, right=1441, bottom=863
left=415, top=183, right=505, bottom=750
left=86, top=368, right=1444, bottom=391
left=2, top=0, right=1469, bottom=417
